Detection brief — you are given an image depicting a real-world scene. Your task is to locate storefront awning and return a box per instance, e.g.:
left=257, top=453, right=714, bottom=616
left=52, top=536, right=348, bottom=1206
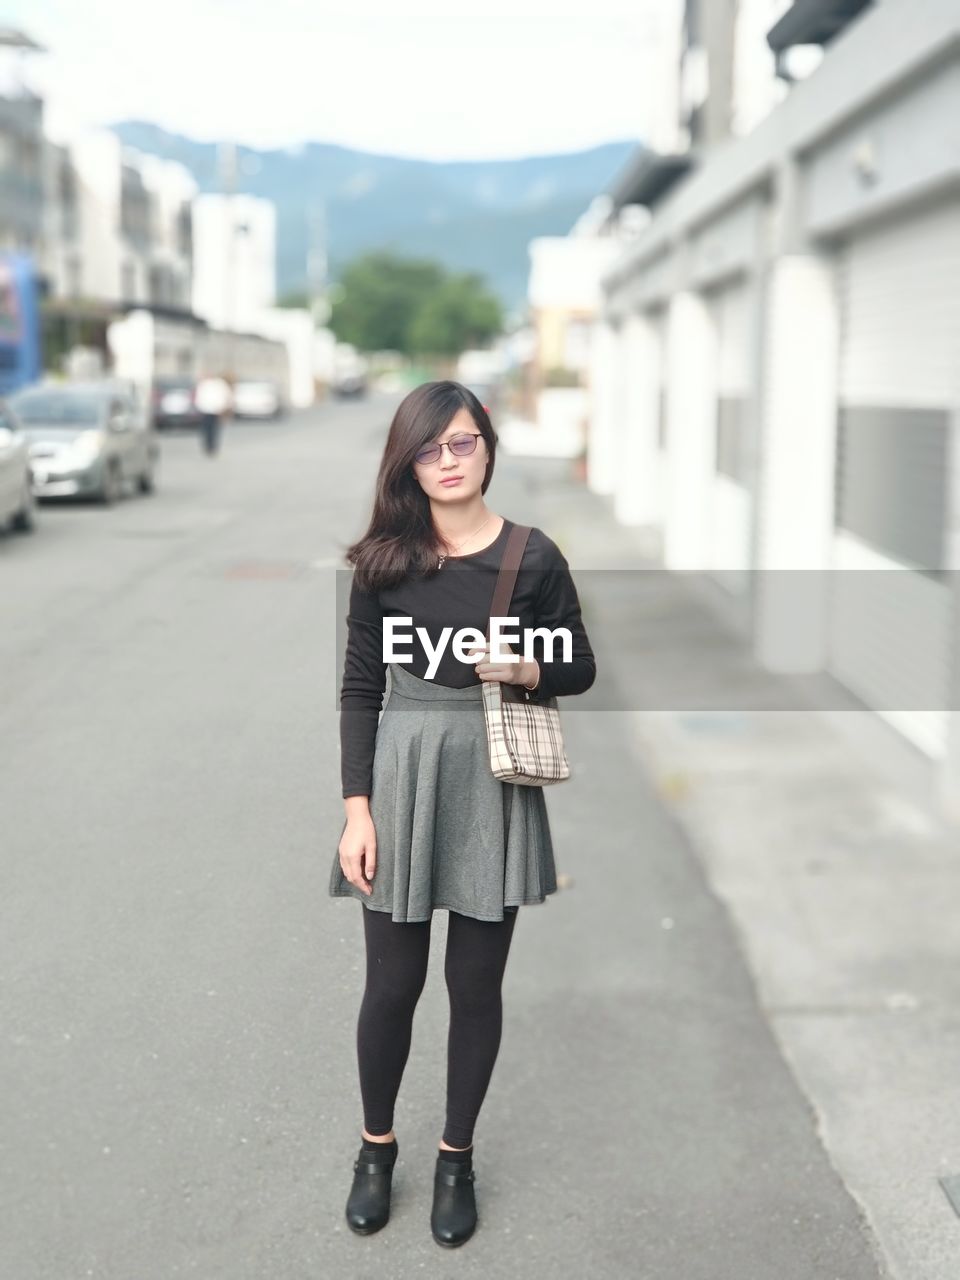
left=608, top=150, right=693, bottom=213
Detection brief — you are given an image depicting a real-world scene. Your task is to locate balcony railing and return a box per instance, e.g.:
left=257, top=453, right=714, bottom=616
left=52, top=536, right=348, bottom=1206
left=767, top=0, right=873, bottom=54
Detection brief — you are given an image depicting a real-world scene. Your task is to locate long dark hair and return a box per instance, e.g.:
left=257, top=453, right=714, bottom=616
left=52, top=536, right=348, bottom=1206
left=341, top=380, right=498, bottom=592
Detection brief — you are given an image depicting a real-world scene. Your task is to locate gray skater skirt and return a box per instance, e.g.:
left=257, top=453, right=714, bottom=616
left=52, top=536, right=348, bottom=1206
left=329, top=660, right=558, bottom=922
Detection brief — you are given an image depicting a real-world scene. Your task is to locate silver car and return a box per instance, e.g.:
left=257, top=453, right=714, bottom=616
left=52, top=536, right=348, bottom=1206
left=0, top=400, right=36, bottom=533
left=8, top=381, right=159, bottom=505
left=232, top=380, right=286, bottom=420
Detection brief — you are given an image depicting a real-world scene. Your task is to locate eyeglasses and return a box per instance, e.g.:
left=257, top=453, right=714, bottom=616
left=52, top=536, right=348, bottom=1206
left=413, top=432, right=484, bottom=466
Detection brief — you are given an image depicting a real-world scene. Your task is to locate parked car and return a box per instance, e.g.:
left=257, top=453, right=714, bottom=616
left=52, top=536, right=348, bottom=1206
left=331, top=344, right=369, bottom=398
left=7, top=381, right=159, bottom=505
left=232, top=380, right=285, bottom=419
left=0, top=399, right=36, bottom=533
left=151, top=376, right=202, bottom=431
left=461, top=380, right=503, bottom=416
left=332, top=371, right=368, bottom=398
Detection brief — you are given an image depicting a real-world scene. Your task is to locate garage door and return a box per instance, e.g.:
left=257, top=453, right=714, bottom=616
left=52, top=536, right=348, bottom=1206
left=828, top=195, right=960, bottom=758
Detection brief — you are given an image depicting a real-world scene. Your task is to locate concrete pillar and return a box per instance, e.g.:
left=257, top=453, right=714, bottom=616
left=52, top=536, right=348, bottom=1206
left=663, top=290, right=718, bottom=569
left=606, top=319, right=631, bottom=507
left=586, top=319, right=619, bottom=497
left=613, top=310, right=663, bottom=527
left=937, top=410, right=960, bottom=822
left=752, top=254, right=839, bottom=670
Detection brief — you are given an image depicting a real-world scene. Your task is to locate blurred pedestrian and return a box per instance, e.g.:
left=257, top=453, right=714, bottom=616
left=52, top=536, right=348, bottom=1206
left=194, top=372, right=233, bottom=455
left=329, top=380, right=597, bottom=1247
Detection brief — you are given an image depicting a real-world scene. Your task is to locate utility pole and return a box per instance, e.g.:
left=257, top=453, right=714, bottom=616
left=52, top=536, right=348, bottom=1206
left=217, top=140, right=237, bottom=382
left=307, top=199, right=330, bottom=327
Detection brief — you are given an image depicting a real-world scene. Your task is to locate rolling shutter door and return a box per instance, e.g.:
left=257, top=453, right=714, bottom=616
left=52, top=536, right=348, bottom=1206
left=649, top=305, right=668, bottom=530
left=706, top=279, right=753, bottom=593
left=828, top=196, right=960, bottom=758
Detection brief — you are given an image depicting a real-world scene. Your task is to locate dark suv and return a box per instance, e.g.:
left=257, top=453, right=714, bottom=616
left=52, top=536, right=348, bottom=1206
left=151, top=376, right=202, bottom=431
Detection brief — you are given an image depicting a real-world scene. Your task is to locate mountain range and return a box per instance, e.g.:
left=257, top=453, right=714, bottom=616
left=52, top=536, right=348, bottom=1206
left=110, top=122, right=639, bottom=315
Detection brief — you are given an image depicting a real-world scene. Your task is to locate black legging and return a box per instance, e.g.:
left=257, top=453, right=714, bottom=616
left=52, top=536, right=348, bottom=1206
left=356, top=902, right=519, bottom=1149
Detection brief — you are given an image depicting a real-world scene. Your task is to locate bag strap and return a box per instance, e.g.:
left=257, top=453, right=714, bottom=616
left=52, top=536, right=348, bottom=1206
left=485, top=523, right=531, bottom=642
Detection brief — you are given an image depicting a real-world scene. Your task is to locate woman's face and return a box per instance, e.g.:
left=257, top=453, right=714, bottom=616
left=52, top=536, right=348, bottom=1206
left=411, top=407, right=490, bottom=503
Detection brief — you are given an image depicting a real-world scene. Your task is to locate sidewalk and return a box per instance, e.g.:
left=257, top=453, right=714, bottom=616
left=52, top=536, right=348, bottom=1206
left=500, top=450, right=960, bottom=1280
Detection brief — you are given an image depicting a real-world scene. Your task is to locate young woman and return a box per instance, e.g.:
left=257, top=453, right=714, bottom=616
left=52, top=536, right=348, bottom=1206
left=329, top=380, right=596, bottom=1247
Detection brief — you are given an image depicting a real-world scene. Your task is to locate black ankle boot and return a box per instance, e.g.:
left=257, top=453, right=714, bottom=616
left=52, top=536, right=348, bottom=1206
left=345, top=1140, right=398, bottom=1235
left=430, top=1150, right=477, bottom=1247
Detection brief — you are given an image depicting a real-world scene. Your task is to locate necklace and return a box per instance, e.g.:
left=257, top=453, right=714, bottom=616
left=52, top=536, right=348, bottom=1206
left=437, top=514, right=493, bottom=569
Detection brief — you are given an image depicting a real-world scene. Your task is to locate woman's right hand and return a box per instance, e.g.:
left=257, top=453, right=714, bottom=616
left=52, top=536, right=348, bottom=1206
left=338, top=811, right=377, bottom=895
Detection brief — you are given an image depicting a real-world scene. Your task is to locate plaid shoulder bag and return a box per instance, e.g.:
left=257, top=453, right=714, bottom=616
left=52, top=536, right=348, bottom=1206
left=480, top=523, right=571, bottom=786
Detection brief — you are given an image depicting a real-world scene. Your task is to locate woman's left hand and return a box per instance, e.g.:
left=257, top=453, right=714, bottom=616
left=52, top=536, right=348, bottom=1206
left=467, top=640, right=539, bottom=689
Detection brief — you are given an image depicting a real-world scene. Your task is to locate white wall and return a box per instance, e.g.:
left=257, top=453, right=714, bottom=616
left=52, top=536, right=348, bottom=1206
left=730, top=0, right=823, bottom=138
left=255, top=307, right=317, bottom=407
left=139, top=154, right=196, bottom=308
left=67, top=131, right=195, bottom=308
left=192, top=194, right=276, bottom=331
left=599, top=0, right=960, bottom=810
left=528, top=236, right=621, bottom=310
left=70, top=130, right=124, bottom=302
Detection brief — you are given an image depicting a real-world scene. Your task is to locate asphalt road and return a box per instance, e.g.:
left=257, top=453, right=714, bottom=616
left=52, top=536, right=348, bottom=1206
left=1, top=394, right=887, bottom=1278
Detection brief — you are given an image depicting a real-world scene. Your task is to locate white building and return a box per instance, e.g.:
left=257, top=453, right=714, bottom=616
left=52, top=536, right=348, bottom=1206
left=0, top=28, right=45, bottom=256
left=677, top=0, right=825, bottom=151
left=590, top=0, right=960, bottom=817
left=190, top=193, right=322, bottom=406
left=191, top=193, right=276, bottom=332
left=138, top=153, right=196, bottom=309
left=529, top=234, right=622, bottom=370
left=521, top=230, right=623, bottom=454
left=41, top=140, right=82, bottom=300
left=255, top=305, right=318, bottom=409
left=66, top=129, right=195, bottom=308
left=0, top=26, right=292, bottom=399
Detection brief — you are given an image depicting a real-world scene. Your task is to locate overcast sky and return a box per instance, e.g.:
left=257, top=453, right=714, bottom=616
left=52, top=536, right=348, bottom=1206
left=9, top=0, right=681, bottom=160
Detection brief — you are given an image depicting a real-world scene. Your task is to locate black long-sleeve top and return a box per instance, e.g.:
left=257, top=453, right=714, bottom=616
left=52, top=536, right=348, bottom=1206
left=339, top=517, right=596, bottom=798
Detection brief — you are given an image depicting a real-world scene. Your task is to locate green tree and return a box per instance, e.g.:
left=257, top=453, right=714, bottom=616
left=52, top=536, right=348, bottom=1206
left=408, top=273, right=502, bottom=357
left=330, top=252, right=443, bottom=353
left=277, top=289, right=311, bottom=309
left=329, top=251, right=502, bottom=356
